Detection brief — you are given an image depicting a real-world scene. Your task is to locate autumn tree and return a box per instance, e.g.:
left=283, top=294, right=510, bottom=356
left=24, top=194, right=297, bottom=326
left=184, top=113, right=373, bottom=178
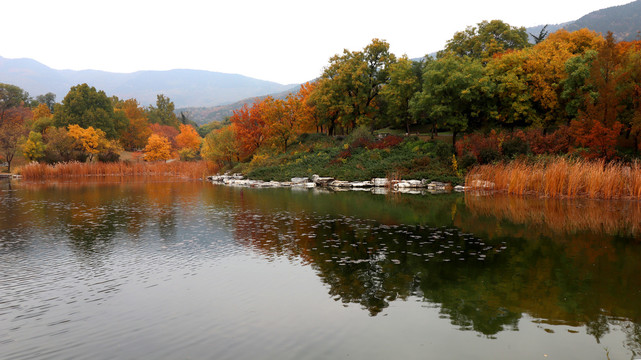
left=0, top=106, right=31, bottom=172
left=294, top=82, right=321, bottom=133
left=230, top=102, right=267, bottom=158
left=143, top=134, right=172, bottom=162
left=263, top=96, right=300, bottom=152
left=22, top=131, right=46, bottom=162
left=201, top=125, right=241, bottom=167
left=42, top=127, right=85, bottom=163
left=115, top=99, right=152, bottom=150
left=175, top=124, right=202, bottom=161
left=67, top=124, right=109, bottom=162
left=147, top=94, right=179, bottom=128
left=0, top=83, right=31, bottom=122
left=482, top=49, right=537, bottom=128
left=441, top=20, right=530, bottom=60
left=523, top=29, right=603, bottom=129
left=53, top=83, right=127, bottom=139
left=570, top=118, right=623, bottom=160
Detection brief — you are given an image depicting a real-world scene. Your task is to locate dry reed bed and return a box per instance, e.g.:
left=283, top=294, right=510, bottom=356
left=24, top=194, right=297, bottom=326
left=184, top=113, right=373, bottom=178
left=18, top=161, right=216, bottom=180
left=466, top=158, right=641, bottom=200
left=465, top=194, right=641, bottom=236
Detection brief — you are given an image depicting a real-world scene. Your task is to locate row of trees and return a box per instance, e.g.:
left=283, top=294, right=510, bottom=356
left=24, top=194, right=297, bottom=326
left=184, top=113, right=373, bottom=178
left=0, top=82, right=203, bottom=171
left=202, top=21, right=641, bottom=166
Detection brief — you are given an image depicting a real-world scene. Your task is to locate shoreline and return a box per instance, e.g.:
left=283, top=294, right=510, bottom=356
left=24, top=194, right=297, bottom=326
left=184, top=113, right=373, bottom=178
left=208, top=173, right=467, bottom=195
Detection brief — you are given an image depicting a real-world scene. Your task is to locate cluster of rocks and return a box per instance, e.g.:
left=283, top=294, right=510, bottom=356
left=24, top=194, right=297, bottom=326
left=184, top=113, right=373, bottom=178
left=208, top=173, right=468, bottom=193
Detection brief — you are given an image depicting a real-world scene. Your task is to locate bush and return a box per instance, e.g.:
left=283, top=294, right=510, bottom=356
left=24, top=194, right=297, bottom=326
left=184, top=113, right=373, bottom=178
left=459, top=152, right=478, bottom=169
left=434, top=141, right=452, bottom=160
left=178, top=148, right=200, bottom=161
left=501, top=137, right=529, bottom=158
left=98, top=150, right=120, bottom=163
left=478, top=147, right=501, bottom=164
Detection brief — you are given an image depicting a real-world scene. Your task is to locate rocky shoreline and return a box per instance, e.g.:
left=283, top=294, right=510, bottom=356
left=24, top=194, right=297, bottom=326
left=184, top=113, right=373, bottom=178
left=208, top=173, right=468, bottom=194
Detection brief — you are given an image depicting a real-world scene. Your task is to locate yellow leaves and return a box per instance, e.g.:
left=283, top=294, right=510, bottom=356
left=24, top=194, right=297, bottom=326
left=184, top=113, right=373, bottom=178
left=67, top=124, right=107, bottom=160
left=143, top=134, right=172, bottom=162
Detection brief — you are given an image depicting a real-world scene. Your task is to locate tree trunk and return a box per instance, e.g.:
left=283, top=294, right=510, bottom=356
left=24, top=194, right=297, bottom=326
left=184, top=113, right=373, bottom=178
left=452, top=130, right=458, bottom=153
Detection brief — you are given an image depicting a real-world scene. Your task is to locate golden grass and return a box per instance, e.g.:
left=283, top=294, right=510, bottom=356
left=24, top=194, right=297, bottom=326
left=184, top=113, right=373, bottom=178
left=465, top=194, right=641, bottom=237
left=17, top=161, right=218, bottom=180
left=466, top=157, right=641, bottom=200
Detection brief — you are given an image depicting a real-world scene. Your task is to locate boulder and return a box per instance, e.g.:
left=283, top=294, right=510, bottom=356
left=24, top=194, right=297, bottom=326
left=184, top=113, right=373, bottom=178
left=372, top=178, right=389, bottom=187
left=291, top=177, right=309, bottom=184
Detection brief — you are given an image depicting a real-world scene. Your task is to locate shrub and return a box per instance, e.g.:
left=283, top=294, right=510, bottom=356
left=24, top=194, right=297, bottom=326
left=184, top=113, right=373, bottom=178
left=459, top=152, right=478, bottom=169
left=478, top=147, right=501, bottom=164
left=501, top=137, right=529, bottom=158
left=98, top=150, right=120, bottom=163
left=434, top=141, right=452, bottom=160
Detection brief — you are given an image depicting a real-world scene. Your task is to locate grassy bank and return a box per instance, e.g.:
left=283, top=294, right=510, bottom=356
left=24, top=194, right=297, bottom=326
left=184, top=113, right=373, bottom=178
left=231, top=133, right=462, bottom=184
left=17, top=160, right=214, bottom=180
left=466, top=157, right=641, bottom=200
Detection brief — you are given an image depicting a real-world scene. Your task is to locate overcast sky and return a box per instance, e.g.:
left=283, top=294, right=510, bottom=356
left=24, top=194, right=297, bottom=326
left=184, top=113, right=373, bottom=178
left=1, top=0, right=634, bottom=84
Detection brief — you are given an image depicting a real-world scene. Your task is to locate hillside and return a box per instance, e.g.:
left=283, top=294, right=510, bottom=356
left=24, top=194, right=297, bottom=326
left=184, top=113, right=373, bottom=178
left=0, top=56, right=296, bottom=108
left=563, top=0, right=641, bottom=40
left=177, top=86, right=301, bottom=125
left=527, top=0, right=641, bottom=42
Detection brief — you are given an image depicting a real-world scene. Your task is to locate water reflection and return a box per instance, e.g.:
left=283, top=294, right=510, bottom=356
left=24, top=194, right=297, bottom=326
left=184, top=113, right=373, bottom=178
left=1, top=179, right=641, bottom=358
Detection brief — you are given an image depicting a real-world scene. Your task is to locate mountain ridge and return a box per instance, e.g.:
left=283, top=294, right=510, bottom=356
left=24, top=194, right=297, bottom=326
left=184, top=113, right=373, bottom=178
left=0, top=56, right=297, bottom=108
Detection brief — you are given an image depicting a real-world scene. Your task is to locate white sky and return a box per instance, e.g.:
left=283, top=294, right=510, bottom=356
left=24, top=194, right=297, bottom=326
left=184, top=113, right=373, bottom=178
left=1, top=0, right=634, bottom=84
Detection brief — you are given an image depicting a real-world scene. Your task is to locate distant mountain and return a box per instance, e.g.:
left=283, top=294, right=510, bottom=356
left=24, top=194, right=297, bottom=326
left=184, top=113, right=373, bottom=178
left=177, top=86, right=301, bottom=125
left=527, top=0, right=641, bottom=42
left=563, top=0, right=641, bottom=40
left=0, top=56, right=297, bottom=108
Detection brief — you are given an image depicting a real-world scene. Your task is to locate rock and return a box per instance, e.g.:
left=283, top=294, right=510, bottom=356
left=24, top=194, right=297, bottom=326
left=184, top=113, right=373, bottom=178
left=311, top=174, right=335, bottom=186
left=454, top=185, right=467, bottom=192
left=304, top=182, right=316, bottom=188
left=372, top=178, right=389, bottom=187
left=329, top=180, right=352, bottom=188
left=470, top=180, right=495, bottom=189
left=350, top=181, right=373, bottom=188
left=394, top=180, right=423, bottom=188
left=291, top=177, right=309, bottom=184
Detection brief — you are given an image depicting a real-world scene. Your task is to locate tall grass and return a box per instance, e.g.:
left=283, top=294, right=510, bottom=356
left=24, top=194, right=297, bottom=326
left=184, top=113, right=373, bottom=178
left=466, top=158, right=641, bottom=200
left=465, top=194, right=641, bottom=236
left=17, top=161, right=217, bottom=180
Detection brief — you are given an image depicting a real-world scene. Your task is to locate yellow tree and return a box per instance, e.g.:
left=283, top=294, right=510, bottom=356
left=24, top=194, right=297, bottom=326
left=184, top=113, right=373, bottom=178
left=201, top=125, right=241, bottom=167
left=262, top=97, right=300, bottom=152
left=67, top=124, right=107, bottom=162
left=521, top=28, right=603, bottom=128
left=143, top=134, right=172, bottom=162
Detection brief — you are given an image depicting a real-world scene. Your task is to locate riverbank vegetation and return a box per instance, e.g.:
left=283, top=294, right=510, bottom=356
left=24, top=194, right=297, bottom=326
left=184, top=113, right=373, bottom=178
left=2, top=20, right=641, bottom=196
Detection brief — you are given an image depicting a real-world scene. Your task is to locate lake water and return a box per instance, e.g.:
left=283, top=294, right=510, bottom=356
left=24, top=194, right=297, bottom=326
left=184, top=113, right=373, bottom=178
left=1, top=178, right=640, bottom=359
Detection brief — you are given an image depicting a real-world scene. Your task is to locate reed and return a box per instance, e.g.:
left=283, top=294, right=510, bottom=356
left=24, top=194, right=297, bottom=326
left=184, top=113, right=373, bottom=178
left=466, top=157, right=641, bottom=200
left=17, top=161, right=216, bottom=180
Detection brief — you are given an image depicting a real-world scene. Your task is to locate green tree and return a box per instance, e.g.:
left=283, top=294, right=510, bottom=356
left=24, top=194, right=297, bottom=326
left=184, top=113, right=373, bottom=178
left=35, top=92, right=56, bottom=112
left=147, top=94, right=179, bottom=128
left=0, top=83, right=31, bottom=122
left=441, top=20, right=531, bottom=60
left=410, top=55, right=486, bottom=150
left=315, top=39, right=396, bottom=133
left=53, top=83, right=127, bottom=139
left=381, top=56, right=424, bottom=134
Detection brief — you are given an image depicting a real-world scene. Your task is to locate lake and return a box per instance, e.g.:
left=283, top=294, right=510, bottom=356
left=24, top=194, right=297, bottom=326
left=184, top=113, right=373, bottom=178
left=1, top=178, right=640, bottom=359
